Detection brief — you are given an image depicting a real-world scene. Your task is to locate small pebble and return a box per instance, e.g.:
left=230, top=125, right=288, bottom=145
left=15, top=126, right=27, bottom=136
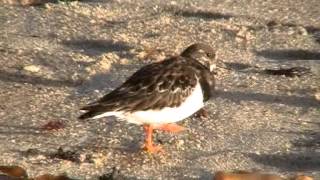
left=23, top=65, right=41, bottom=73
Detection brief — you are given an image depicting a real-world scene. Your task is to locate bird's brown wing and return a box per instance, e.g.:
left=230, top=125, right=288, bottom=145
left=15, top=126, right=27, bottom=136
left=79, top=57, right=200, bottom=120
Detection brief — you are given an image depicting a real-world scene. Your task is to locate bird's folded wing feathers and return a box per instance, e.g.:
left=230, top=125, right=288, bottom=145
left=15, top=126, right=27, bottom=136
left=79, top=58, right=200, bottom=119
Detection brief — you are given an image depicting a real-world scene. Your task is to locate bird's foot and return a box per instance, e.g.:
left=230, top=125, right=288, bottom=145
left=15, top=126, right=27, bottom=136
left=142, top=144, right=164, bottom=153
left=156, top=123, right=185, bottom=133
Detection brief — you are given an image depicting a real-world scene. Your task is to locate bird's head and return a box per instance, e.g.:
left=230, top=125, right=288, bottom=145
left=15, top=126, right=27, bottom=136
left=180, top=43, right=217, bottom=72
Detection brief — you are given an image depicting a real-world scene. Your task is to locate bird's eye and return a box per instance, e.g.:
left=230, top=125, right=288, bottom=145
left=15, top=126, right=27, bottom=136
left=206, top=53, right=214, bottom=57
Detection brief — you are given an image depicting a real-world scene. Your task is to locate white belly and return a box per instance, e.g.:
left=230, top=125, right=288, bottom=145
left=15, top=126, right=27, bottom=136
left=121, top=83, right=204, bottom=125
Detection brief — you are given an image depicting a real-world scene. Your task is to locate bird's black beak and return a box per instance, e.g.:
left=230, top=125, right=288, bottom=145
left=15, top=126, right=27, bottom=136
left=215, top=58, right=228, bottom=70
left=210, top=57, right=227, bottom=73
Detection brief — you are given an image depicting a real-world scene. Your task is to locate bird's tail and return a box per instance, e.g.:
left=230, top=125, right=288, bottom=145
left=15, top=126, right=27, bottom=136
left=78, top=111, right=99, bottom=120
left=78, top=104, right=118, bottom=120
left=78, top=104, right=103, bottom=120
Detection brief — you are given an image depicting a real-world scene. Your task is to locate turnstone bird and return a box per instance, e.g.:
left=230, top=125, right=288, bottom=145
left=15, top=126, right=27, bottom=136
left=79, top=43, right=216, bottom=153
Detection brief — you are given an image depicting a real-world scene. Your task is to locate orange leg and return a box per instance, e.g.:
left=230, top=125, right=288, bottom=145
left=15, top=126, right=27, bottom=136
left=155, top=123, right=185, bottom=133
left=142, top=124, right=163, bottom=153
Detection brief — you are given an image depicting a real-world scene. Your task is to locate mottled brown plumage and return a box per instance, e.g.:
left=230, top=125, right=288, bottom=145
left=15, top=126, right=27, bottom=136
left=79, top=43, right=215, bottom=120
